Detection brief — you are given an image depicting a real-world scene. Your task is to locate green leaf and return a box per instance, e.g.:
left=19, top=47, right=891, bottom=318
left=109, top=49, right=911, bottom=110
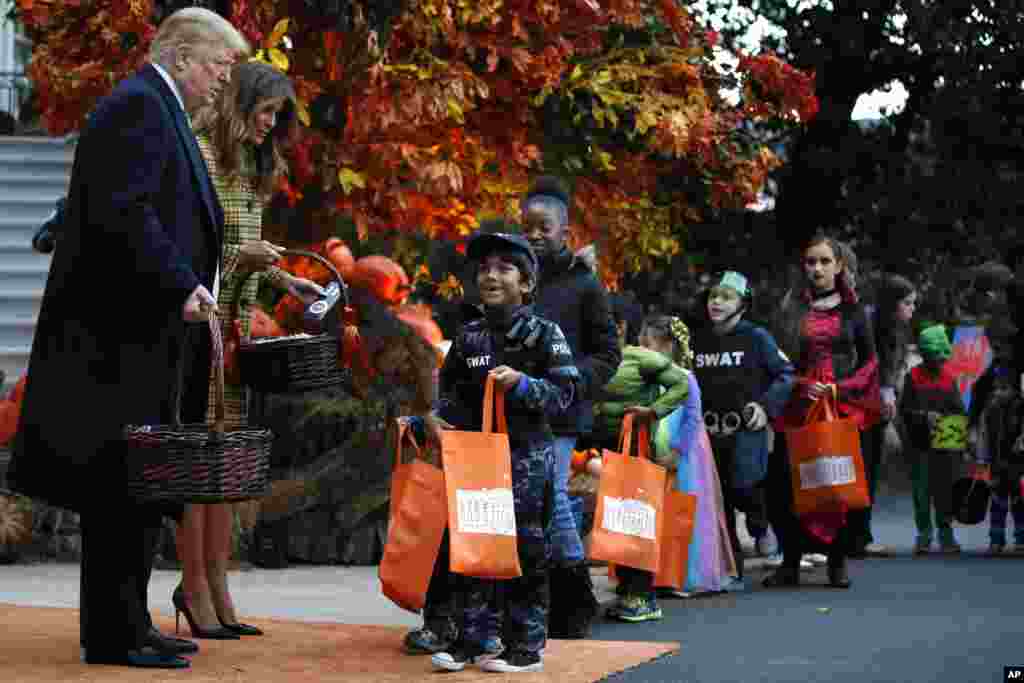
left=338, top=168, right=367, bottom=195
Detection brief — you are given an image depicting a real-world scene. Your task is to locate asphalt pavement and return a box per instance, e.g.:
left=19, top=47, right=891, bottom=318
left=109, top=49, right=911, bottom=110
left=591, top=479, right=1024, bottom=683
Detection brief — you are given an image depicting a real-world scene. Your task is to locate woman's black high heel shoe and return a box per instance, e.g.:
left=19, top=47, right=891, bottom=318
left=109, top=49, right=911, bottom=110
left=219, top=620, right=264, bottom=636
left=172, top=586, right=240, bottom=640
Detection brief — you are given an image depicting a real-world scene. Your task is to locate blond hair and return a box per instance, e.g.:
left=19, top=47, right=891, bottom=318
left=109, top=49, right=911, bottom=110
left=150, top=8, right=251, bottom=66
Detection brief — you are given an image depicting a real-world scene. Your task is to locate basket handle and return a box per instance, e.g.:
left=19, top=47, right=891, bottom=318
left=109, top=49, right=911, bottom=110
left=168, top=312, right=226, bottom=438
left=229, top=247, right=350, bottom=342
left=209, top=310, right=226, bottom=438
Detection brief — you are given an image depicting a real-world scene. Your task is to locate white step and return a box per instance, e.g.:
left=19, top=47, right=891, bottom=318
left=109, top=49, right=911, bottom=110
left=0, top=137, right=77, bottom=163
left=0, top=170, right=71, bottom=187
left=0, top=198, right=64, bottom=223
left=0, top=246, right=53, bottom=272
left=0, top=318, right=37, bottom=350
left=0, top=218, right=53, bottom=244
left=0, top=176, right=69, bottom=197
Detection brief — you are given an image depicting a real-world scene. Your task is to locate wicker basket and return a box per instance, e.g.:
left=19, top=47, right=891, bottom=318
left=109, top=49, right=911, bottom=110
left=124, top=313, right=273, bottom=504
left=238, top=249, right=350, bottom=394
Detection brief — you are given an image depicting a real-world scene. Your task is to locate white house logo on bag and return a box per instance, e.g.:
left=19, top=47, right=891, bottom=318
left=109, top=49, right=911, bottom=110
left=455, top=488, right=516, bottom=536
left=601, top=496, right=657, bottom=540
left=798, top=455, right=856, bottom=490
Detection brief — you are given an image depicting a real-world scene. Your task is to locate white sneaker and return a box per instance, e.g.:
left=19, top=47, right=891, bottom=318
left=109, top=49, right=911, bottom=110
left=799, top=558, right=815, bottom=572
left=431, top=646, right=502, bottom=671
left=762, top=553, right=784, bottom=568
left=805, top=553, right=828, bottom=567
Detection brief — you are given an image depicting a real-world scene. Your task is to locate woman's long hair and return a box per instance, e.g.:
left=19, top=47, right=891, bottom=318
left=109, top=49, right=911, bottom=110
left=775, top=232, right=857, bottom=362
left=193, top=61, right=297, bottom=198
left=873, top=273, right=916, bottom=382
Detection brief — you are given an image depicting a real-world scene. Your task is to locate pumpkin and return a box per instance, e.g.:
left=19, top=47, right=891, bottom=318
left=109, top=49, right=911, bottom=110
left=324, top=238, right=355, bottom=281
left=349, top=256, right=410, bottom=307
left=273, top=294, right=306, bottom=333
left=395, top=304, right=444, bottom=347
left=250, top=307, right=285, bottom=338
left=0, top=400, right=21, bottom=446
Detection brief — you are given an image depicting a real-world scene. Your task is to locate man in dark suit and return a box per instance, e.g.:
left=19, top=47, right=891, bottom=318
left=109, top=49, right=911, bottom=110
left=7, top=8, right=250, bottom=669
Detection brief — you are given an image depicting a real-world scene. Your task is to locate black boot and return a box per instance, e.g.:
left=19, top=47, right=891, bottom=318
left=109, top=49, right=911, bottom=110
left=554, top=565, right=598, bottom=639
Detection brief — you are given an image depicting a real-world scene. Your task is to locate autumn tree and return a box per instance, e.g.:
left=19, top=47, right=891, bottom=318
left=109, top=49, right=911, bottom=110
left=15, top=0, right=817, bottom=291
left=698, top=0, right=1024, bottom=273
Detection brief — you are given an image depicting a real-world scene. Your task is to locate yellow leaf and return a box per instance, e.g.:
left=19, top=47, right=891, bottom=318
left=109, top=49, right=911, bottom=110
left=570, top=64, right=583, bottom=81
left=295, top=99, right=311, bottom=126
left=446, top=98, right=465, bottom=123
left=338, top=168, right=367, bottom=194
left=268, top=48, right=290, bottom=72
left=592, top=147, right=616, bottom=172
left=250, top=49, right=268, bottom=64
left=268, top=18, right=290, bottom=47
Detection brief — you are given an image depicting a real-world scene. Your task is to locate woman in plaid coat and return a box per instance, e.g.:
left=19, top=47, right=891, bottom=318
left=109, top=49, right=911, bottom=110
left=174, top=62, right=322, bottom=639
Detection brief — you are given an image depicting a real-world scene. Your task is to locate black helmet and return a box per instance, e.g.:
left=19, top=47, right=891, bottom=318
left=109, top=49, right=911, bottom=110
left=951, top=477, right=991, bottom=525
left=466, top=230, right=539, bottom=279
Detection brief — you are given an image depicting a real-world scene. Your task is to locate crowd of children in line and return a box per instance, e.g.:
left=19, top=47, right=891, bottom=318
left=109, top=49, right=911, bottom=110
left=396, top=211, right=1022, bottom=673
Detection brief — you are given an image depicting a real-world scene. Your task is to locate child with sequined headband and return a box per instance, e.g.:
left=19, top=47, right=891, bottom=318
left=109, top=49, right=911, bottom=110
left=691, top=270, right=796, bottom=589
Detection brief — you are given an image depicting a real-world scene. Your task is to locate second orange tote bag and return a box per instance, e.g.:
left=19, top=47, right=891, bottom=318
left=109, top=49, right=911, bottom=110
left=379, top=419, right=448, bottom=612
left=590, top=414, right=666, bottom=573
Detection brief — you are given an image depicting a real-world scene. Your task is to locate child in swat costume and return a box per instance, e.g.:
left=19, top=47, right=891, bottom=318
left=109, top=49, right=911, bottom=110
left=691, top=271, right=796, bottom=586
left=416, top=229, right=580, bottom=674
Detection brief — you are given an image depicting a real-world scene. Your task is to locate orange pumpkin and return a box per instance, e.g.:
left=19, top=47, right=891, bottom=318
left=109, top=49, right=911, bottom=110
left=249, top=307, right=285, bottom=338
left=324, top=238, right=355, bottom=281
left=349, top=256, right=411, bottom=307
left=273, top=294, right=306, bottom=333
left=0, top=400, right=21, bottom=446
left=395, top=304, right=443, bottom=348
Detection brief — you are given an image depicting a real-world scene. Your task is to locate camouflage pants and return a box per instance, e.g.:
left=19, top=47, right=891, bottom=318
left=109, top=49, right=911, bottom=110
left=461, top=441, right=554, bottom=654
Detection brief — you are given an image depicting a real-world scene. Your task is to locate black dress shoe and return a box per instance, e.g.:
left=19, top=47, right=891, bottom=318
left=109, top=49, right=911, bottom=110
left=146, top=626, right=199, bottom=655
left=84, top=645, right=190, bottom=669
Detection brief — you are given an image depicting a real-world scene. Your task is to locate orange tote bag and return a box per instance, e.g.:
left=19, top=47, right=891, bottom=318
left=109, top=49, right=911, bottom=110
left=654, top=480, right=697, bottom=590
left=441, top=376, right=522, bottom=579
left=379, top=420, right=448, bottom=612
left=784, top=394, right=870, bottom=516
left=590, top=415, right=666, bottom=573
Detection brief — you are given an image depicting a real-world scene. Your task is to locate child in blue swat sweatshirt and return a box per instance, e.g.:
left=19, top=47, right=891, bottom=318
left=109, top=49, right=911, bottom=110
left=691, top=270, right=795, bottom=588
left=414, top=228, right=580, bottom=674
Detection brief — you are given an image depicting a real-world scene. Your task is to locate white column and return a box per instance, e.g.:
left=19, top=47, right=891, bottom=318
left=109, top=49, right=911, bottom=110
left=0, top=0, right=21, bottom=118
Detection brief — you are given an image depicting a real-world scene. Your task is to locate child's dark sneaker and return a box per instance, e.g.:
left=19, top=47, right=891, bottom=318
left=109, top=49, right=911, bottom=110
left=480, top=651, right=543, bottom=673
left=988, top=542, right=1005, bottom=556
left=404, top=620, right=457, bottom=655
left=611, top=594, right=663, bottom=622
left=481, top=636, right=504, bottom=660
left=913, top=537, right=931, bottom=556
left=939, top=540, right=961, bottom=554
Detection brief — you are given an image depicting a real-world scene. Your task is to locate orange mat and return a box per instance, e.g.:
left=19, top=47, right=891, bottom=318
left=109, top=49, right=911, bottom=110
left=1, top=604, right=678, bottom=682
